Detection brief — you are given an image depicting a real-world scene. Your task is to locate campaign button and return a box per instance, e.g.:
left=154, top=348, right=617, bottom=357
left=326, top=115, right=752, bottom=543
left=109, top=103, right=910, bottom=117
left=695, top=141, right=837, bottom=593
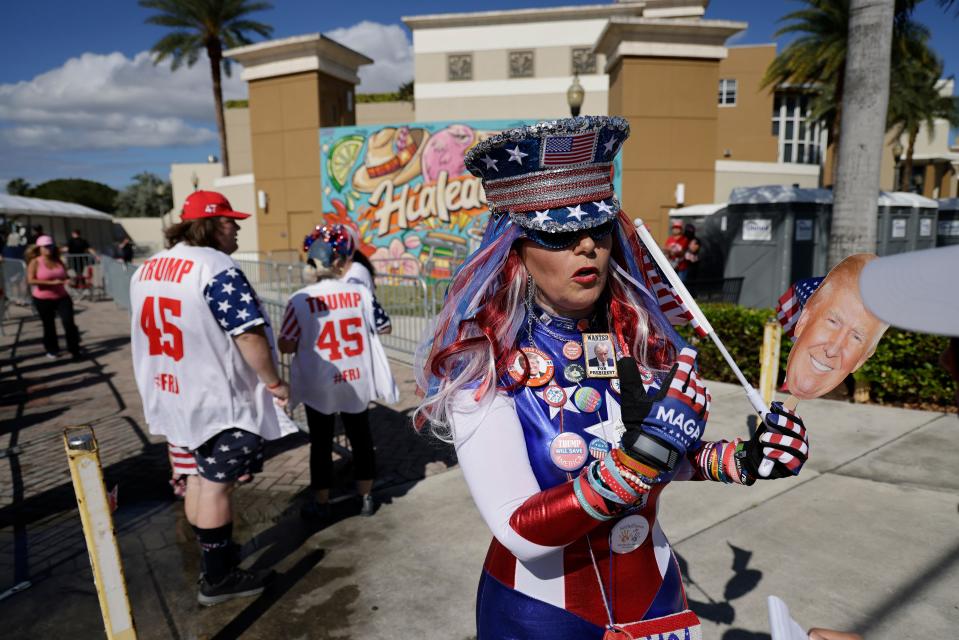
left=610, top=515, right=650, bottom=554
left=507, top=348, right=555, bottom=387
left=588, top=437, right=610, bottom=460
left=639, top=366, right=654, bottom=385
left=563, top=363, right=586, bottom=384
left=542, top=384, right=567, bottom=408
left=610, top=378, right=621, bottom=394
left=549, top=432, right=589, bottom=471
left=573, top=387, right=602, bottom=413
left=562, top=341, right=583, bottom=360
left=522, top=347, right=554, bottom=387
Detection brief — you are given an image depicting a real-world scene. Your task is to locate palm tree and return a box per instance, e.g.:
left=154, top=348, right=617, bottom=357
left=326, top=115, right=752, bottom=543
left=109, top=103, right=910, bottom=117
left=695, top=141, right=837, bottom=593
left=887, top=57, right=959, bottom=192
left=829, top=0, right=895, bottom=265
left=140, top=0, right=273, bottom=176
left=761, top=0, right=929, bottom=183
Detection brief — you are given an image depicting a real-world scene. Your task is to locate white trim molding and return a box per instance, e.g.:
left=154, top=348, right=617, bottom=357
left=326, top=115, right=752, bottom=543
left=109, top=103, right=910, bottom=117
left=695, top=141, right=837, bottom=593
left=226, top=33, right=373, bottom=84
left=595, top=17, right=747, bottom=70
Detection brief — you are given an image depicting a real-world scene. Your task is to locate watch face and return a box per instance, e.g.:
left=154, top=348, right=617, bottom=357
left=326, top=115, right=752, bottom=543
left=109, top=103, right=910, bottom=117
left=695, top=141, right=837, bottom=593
left=632, top=432, right=675, bottom=470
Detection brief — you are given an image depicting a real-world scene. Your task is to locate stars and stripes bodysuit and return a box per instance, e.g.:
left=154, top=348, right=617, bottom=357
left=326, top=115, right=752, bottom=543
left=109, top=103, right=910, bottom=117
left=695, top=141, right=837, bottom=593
left=452, top=310, right=707, bottom=639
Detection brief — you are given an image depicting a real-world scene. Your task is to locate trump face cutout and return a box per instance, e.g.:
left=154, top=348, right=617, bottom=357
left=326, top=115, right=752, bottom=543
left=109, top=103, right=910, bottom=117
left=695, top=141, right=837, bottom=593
left=786, top=254, right=888, bottom=400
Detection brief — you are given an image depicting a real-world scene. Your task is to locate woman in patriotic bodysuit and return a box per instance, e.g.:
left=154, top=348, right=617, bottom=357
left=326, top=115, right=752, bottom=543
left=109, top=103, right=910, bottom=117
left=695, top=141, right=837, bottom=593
left=414, top=117, right=811, bottom=639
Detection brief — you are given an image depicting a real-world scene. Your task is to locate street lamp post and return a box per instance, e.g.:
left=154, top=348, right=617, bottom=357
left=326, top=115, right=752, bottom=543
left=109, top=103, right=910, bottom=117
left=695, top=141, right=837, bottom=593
left=892, top=140, right=903, bottom=191
left=567, top=73, right=585, bottom=117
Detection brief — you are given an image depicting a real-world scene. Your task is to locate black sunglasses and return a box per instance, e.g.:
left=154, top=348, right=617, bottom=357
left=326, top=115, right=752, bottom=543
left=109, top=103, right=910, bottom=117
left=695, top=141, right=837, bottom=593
left=526, top=221, right=615, bottom=250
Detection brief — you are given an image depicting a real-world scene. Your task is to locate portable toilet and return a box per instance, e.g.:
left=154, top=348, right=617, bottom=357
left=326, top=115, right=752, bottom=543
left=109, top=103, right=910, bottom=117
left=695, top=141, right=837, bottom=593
left=937, top=198, right=959, bottom=246
left=876, top=192, right=912, bottom=256
left=719, top=186, right=832, bottom=308
left=912, top=193, right=939, bottom=250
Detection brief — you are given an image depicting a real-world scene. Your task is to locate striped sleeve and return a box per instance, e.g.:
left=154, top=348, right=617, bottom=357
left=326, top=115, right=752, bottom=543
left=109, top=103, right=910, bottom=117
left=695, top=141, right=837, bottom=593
left=280, top=300, right=301, bottom=341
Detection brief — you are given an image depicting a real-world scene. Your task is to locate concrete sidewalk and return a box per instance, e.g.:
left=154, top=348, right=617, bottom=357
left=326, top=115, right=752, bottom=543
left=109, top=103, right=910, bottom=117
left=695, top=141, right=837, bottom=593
left=1, top=300, right=957, bottom=638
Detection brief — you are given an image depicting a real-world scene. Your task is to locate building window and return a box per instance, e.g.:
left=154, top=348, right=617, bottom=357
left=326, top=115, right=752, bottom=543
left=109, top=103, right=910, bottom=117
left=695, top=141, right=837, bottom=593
left=447, top=54, right=472, bottom=81
left=572, top=47, right=597, bottom=74
left=718, top=78, right=737, bottom=106
left=509, top=51, right=534, bottom=78
left=772, top=92, right=824, bottom=164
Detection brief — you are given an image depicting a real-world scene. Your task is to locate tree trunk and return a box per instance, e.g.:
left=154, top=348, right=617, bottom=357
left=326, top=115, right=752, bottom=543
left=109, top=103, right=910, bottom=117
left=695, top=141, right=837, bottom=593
left=829, top=0, right=895, bottom=267
left=208, top=40, right=230, bottom=176
left=904, top=128, right=918, bottom=192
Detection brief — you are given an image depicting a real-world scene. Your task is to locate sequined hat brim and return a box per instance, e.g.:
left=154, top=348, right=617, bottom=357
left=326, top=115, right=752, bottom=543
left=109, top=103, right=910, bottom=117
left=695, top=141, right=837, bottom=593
left=509, top=196, right=620, bottom=232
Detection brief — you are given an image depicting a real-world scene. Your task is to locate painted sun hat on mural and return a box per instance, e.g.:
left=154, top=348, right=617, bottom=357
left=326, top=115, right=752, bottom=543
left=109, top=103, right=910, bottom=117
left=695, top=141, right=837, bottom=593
left=464, top=115, right=628, bottom=246
left=859, top=244, right=959, bottom=337
left=180, top=190, right=251, bottom=221
left=352, top=126, right=430, bottom=193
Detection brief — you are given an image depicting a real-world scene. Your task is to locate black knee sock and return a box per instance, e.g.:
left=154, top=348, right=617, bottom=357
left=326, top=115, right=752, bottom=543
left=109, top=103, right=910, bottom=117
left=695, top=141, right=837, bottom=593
left=195, top=523, right=234, bottom=584
left=190, top=525, right=205, bottom=575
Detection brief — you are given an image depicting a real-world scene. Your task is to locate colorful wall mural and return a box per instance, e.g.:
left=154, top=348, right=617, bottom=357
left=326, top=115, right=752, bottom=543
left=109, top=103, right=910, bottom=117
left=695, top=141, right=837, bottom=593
left=320, top=119, right=622, bottom=279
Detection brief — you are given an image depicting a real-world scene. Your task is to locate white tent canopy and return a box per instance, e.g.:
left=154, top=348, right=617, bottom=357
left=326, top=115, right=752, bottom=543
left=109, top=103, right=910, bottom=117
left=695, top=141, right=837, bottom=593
left=0, top=194, right=113, bottom=221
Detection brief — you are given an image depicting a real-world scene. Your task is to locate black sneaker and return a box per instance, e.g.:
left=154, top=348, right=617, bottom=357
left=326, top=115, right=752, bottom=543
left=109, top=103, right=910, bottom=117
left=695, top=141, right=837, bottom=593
left=300, top=501, right=331, bottom=523
left=197, top=568, right=267, bottom=606
left=359, top=494, right=376, bottom=517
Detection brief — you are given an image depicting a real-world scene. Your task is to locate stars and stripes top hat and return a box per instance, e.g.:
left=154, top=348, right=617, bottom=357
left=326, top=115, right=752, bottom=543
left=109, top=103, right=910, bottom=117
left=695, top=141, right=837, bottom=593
left=464, top=116, right=628, bottom=233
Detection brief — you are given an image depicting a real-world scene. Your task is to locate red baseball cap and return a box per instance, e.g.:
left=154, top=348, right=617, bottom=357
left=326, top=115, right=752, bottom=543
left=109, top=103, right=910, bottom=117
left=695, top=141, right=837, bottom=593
left=181, top=190, right=251, bottom=221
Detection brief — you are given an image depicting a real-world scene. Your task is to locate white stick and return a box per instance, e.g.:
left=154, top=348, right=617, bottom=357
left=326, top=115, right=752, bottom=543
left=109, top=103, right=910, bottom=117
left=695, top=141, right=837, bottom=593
left=634, top=218, right=767, bottom=416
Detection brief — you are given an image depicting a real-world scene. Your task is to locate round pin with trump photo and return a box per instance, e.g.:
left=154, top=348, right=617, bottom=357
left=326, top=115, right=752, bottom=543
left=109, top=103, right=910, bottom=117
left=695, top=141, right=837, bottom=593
left=507, top=347, right=555, bottom=387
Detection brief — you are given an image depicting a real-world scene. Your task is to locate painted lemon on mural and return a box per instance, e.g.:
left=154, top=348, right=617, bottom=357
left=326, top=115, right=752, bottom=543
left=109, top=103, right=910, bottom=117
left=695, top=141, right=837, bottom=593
left=327, top=135, right=364, bottom=192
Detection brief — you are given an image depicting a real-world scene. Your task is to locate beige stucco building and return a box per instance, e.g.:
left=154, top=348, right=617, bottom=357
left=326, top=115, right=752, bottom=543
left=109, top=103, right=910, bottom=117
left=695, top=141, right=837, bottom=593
left=159, top=0, right=954, bottom=257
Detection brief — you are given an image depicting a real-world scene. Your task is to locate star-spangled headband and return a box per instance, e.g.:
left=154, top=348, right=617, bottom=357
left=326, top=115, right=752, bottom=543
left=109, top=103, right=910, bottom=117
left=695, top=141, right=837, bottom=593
left=305, top=224, right=355, bottom=268
left=465, top=116, right=629, bottom=233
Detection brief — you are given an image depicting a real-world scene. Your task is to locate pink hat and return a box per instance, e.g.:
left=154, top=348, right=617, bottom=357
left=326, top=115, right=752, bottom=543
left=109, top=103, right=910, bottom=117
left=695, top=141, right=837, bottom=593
left=36, top=235, right=54, bottom=247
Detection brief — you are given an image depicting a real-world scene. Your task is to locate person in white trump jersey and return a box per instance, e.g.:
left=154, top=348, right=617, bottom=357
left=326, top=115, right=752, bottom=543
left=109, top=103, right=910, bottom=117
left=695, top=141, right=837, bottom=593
left=130, top=190, right=294, bottom=606
left=279, top=224, right=398, bottom=522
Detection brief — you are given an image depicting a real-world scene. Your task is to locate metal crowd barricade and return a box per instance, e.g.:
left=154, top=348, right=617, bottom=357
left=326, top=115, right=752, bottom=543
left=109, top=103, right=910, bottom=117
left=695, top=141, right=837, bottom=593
left=102, top=259, right=136, bottom=312
left=63, top=253, right=106, bottom=301
left=1, top=258, right=30, bottom=334
left=233, top=258, right=306, bottom=304
left=2, top=258, right=29, bottom=305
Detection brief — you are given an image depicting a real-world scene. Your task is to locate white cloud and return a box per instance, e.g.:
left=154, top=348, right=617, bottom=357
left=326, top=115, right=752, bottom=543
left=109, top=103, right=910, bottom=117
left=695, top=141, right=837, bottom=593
left=325, top=21, right=413, bottom=94
left=0, top=50, right=245, bottom=150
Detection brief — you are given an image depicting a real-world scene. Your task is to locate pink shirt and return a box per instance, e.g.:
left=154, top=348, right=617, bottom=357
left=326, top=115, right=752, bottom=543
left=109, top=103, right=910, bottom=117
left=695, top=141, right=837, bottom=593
left=32, top=259, right=68, bottom=300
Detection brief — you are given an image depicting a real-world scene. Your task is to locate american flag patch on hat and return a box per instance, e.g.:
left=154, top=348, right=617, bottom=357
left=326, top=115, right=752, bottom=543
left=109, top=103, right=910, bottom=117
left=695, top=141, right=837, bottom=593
left=542, top=132, right=596, bottom=166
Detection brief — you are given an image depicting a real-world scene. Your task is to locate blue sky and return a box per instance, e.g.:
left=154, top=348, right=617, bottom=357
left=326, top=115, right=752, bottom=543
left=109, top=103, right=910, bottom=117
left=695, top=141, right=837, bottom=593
left=1, top=0, right=957, bottom=190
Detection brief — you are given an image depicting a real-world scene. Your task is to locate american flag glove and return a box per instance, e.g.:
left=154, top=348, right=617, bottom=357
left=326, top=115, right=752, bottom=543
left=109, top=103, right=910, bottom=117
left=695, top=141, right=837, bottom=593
left=737, top=401, right=809, bottom=482
left=618, top=347, right=711, bottom=471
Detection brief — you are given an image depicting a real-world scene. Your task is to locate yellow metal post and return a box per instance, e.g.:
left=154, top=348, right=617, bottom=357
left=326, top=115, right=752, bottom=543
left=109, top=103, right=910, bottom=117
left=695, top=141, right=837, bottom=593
left=64, top=427, right=137, bottom=640
left=759, top=320, right=782, bottom=407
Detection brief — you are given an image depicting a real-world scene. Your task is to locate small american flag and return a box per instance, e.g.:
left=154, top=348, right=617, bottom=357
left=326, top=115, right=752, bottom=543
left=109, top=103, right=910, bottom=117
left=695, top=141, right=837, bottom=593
left=776, top=277, right=824, bottom=339
left=640, top=251, right=708, bottom=338
left=542, top=132, right=596, bottom=166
